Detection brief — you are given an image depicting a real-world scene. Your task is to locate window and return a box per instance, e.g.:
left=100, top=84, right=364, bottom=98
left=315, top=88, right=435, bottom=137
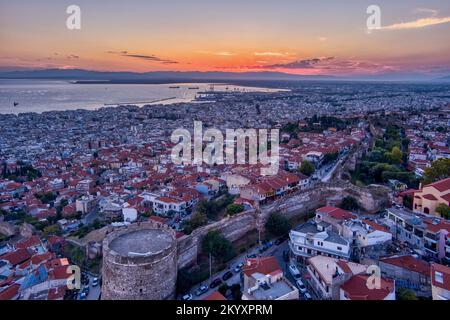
left=337, top=246, right=342, bottom=251
left=435, top=271, right=444, bottom=284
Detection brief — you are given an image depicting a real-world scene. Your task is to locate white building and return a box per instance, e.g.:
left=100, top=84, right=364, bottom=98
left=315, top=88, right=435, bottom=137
left=289, top=221, right=351, bottom=265
left=122, top=207, right=138, bottom=223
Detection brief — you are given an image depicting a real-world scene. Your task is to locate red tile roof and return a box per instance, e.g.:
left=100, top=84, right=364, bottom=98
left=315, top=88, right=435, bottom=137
left=48, top=286, right=67, bottom=300
left=422, top=194, right=438, bottom=201
left=48, top=265, right=72, bottom=280
left=363, top=219, right=390, bottom=233
left=203, top=291, right=227, bottom=301
left=381, top=255, right=430, bottom=276
left=341, top=274, right=395, bottom=300
left=426, top=177, right=450, bottom=193
left=16, top=236, right=41, bottom=250
left=0, top=284, right=20, bottom=300
left=0, top=248, right=32, bottom=266
left=336, top=260, right=352, bottom=274
left=317, top=206, right=356, bottom=220
left=243, top=256, right=282, bottom=277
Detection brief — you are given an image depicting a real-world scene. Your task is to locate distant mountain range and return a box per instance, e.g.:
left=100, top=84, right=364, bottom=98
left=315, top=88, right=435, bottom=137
left=0, top=69, right=336, bottom=83
left=0, top=68, right=449, bottom=83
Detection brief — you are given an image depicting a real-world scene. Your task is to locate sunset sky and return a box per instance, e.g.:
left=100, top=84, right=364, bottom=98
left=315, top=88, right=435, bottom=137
left=1, top=0, right=450, bottom=78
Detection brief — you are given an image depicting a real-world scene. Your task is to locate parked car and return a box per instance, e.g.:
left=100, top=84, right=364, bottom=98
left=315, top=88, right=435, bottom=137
left=247, top=253, right=257, bottom=259
left=289, top=264, right=301, bottom=279
left=182, top=293, right=193, bottom=301
left=195, top=285, right=209, bottom=296
left=234, top=262, right=244, bottom=273
left=296, top=280, right=307, bottom=294
left=304, top=292, right=312, bottom=300
left=92, top=278, right=99, bottom=287
left=210, top=278, right=223, bottom=289
left=222, top=271, right=233, bottom=281
left=82, top=286, right=90, bottom=296
left=79, top=292, right=87, bottom=300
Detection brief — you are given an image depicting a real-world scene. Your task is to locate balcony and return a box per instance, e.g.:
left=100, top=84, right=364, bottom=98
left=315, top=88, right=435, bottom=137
left=424, top=233, right=437, bottom=242
left=424, top=242, right=437, bottom=253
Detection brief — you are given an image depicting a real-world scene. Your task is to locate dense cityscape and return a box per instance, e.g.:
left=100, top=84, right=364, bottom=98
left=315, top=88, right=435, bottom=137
left=1, top=82, right=449, bottom=301
left=1, top=1, right=450, bottom=311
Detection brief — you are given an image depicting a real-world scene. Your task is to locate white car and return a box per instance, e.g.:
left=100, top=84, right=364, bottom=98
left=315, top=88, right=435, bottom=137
left=289, top=264, right=301, bottom=279
left=304, top=292, right=312, bottom=300
left=234, top=262, right=244, bottom=273
left=296, top=280, right=307, bottom=294
left=182, top=293, right=193, bottom=301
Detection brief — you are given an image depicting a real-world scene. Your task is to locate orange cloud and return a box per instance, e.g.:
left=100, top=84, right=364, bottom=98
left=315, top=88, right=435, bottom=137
left=381, top=16, right=450, bottom=30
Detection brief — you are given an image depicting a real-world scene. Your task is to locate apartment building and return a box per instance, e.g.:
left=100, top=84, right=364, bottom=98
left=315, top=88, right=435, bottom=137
left=242, top=257, right=299, bottom=301
left=289, top=221, right=351, bottom=265
left=431, top=263, right=450, bottom=300
left=306, top=255, right=367, bottom=300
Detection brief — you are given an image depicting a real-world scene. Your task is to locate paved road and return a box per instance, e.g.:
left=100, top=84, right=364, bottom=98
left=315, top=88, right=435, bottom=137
left=78, top=273, right=101, bottom=300
left=188, top=241, right=291, bottom=300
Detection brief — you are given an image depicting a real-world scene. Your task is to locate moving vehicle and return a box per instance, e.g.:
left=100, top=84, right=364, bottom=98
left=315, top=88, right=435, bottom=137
left=195, top=285, right=209, bottom=296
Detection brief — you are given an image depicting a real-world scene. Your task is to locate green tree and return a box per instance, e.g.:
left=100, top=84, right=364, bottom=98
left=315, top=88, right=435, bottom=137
left=202, top=230, right=235, bottom=262
left=403, top=194, right=413, bottom=210
left=388, top=146, right=403, bottom=164
left=299, top=160, right=315, bottom=177
left=265, top=212, right=291, bottom=237
left=226, top=204, right=244, bottom=216
left=43, top=224, right=62, bottom=237
left=436, top=204, right=450, bottom=219
left=323, top=152, right=339, bottom=165
left=422, top=158, right=450, bottom=185
left=183, top=211, right=208, bottom=234
left=397, top=288, right=418, bottom=301
left=340, top=196, right=359, bottom=211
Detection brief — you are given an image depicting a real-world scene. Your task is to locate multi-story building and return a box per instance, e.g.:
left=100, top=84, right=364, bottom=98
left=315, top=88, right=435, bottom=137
left=152, top=196, right=187, bottom=216
left=75, top=195, right=96, bottom=214
left=431, top=263, right=450, bottom=300
left=289, top=221, right=351, bottom=265
left=306, top=255, right=367, bottom=300
left=339, top=274, right=396, bottom=300
left=242, top=257, right=299, bottom=300
left=379, top=255, right=431, bottom=297
left=413, top=178, right=450, bottom=216
left=384, top=207, right=450, bottom=261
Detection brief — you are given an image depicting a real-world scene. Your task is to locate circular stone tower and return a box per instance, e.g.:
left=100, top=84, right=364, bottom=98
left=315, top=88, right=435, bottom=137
left=101, top=222, right=177, bottom=300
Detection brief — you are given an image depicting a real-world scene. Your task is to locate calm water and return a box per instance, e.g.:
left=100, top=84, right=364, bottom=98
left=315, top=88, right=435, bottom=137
left=0, top=79, right=282, bottom=114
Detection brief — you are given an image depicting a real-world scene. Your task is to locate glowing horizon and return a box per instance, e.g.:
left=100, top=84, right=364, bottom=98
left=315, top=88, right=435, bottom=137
left=1, top=0, right=450, bottom=78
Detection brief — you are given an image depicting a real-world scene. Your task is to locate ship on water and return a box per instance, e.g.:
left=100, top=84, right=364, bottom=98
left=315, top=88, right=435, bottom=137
left=169, top=86, right=180, bottom=89
left=188, top=86, right=200, bottom=90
